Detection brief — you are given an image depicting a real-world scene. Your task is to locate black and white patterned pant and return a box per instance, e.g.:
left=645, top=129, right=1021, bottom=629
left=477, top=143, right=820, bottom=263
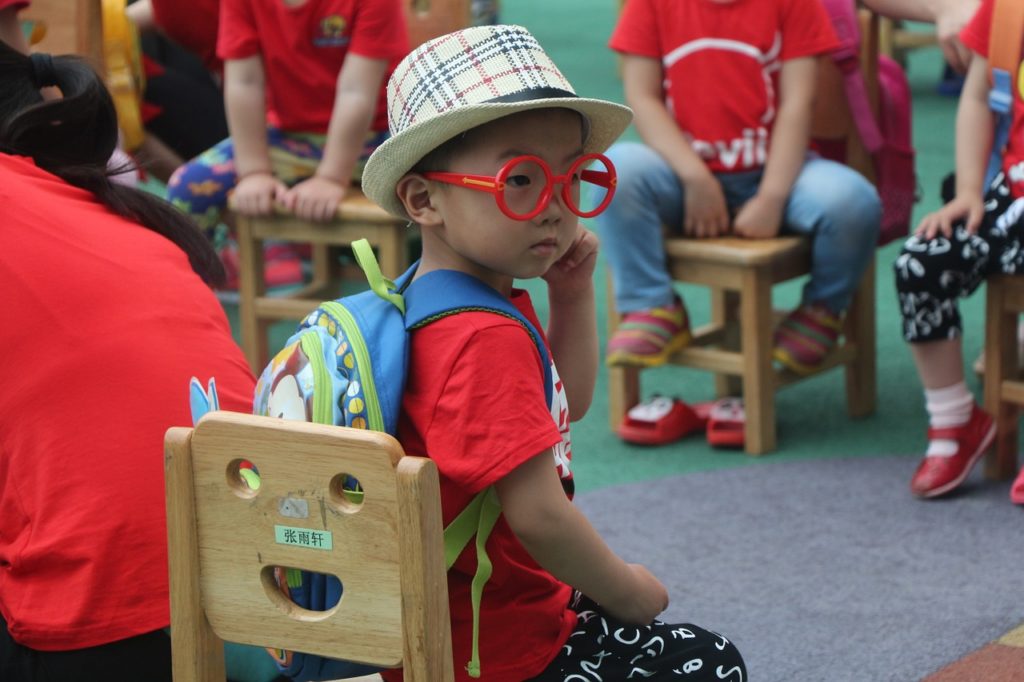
left=527, top=593, right=746, bottom=682
left=894, top=172, right=1024, bottom=342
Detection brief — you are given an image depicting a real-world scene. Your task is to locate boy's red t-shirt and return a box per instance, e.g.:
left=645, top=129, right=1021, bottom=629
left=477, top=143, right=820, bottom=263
left=610, top=0, right=839, bottom=173
left=392, top=290, right=576, bottom=682
left=0, top=154, right=257, bottom=649
left=960, top=0, right=1024, bottom=197
left=217, top=0, right=408, bottom=133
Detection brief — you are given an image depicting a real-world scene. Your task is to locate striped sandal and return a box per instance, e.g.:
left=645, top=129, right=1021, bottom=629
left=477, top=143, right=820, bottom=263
left=607, top=297, right=692, bottom=367
left=773, top=303, right=842, bottom=375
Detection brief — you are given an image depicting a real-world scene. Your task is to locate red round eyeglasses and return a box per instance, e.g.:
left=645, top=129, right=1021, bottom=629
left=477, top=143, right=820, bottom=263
left=422, top=153, right=617, bottom=221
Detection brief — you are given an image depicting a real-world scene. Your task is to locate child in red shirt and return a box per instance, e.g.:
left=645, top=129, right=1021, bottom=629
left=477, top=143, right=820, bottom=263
left=165, top=0, right=409, bottom=287
left=361, top=24, right=747, bottom=682
left=892, top=0, right=1024, bottom=501
left=597, top=0, right=881, bottom=375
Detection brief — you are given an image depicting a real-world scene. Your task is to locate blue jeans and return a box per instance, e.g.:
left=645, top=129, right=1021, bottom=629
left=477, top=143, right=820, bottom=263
left=594, top=142, right=882, bottom=314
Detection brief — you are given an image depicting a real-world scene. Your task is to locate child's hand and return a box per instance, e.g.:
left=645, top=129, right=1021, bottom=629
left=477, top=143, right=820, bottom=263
left=233, top=172, right=287, bottom=216
left=915, top=194, right=984, bottom=240
left=281, top=175, right=348, bottom=222
left=733, top=193, right=785, bottom=239
left=604, top=564, right=669, bottom=625
left=682, top=173, right=729, bottom=238
left=543, top=226, right=599, bottom=302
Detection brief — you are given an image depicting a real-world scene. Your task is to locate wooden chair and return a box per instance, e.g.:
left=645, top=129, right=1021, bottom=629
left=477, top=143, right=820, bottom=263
left=165, top=412, right=453, bottom=682
left=982, top=275, right=1024, bottom=482
left=235, top=0, right=473, bottom=371
left=607, top=9, right=881, bottom=455
left=20, top=0, right=103, bottom=65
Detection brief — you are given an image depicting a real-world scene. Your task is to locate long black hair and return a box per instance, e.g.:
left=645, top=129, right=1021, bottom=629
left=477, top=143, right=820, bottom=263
left=0, top=40, right=224, bottom=287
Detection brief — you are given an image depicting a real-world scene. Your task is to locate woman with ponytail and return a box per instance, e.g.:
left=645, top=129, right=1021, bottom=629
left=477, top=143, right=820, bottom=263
left=0, top=39, right=256, bottom=680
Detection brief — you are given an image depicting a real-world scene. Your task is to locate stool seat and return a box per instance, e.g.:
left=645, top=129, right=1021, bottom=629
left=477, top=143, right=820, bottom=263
left=665, top=235, right=809, bottom=267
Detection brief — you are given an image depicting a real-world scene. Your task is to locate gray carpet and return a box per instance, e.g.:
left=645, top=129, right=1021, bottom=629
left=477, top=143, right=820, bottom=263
left=574, top=455, right=1024, bottom=681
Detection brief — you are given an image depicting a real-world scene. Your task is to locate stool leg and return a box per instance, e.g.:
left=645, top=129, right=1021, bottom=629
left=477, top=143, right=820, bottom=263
left=845, top=259, right=876, bottom=418
left=984, top=278, right=1019, bottom=480
left=739, top=268, right=776, bottom=454
left=605, top=272, right=640, bottom=430
left=711, top=288, right=743, bottom=398
left=237, top=214, right=270, bottom=371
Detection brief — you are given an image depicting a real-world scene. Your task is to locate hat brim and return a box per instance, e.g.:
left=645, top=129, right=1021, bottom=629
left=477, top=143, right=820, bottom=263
left=362, top=97, right=633, bottom=220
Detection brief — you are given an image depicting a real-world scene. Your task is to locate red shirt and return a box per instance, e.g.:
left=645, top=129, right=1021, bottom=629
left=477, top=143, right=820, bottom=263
left=961, top=0, right=1024, bottom=197
left=391, top=290, right=576, bottom=682
left=152, top=0, right=221, bottom=72
left=0, top=0, right=28, bottom=9
left=0, top=154, right=256, bottom=650
left=611, top=0, right=839, bottom=173
left=217, top=0, right=408, bottom=133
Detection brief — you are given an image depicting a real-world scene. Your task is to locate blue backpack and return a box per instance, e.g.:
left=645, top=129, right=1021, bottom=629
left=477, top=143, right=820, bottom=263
left=251, top=239, right=553, bottom=681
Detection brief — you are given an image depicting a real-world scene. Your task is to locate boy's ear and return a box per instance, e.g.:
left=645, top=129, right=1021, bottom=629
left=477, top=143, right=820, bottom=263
left=396, top=174, right=441, bottom=227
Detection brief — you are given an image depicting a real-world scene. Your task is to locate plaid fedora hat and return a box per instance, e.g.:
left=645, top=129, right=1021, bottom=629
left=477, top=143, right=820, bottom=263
left=362, top=24, right=633, bottom=219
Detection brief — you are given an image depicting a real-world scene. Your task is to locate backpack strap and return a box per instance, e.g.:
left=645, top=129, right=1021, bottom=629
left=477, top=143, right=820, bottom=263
left=443, top=486, right=501, bottom=679
left=404, top=269, right=554, bottom=407
left=988, top=0, right=1024, bottom=114
left=822, top=0, right=884, bottom=153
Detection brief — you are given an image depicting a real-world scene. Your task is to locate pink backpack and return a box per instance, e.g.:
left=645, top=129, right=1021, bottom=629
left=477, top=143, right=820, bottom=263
left=816, top=0, right=917, bottom=246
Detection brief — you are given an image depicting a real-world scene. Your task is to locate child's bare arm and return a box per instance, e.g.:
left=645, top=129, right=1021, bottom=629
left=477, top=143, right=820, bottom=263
left=861, top=0, right=978, bottom=73
left=622, top=54, right=729, bottom=238
left=281, top=53, right=388, bottom=222
left=734, top=56, right=815, bottom=239
left=494, top=450, right=669, bottom=624
left=225, top=56, right=286, bottom=215
left=916, top=52, right=991, bottom=238
left=544, top=227, right=598, bottom=420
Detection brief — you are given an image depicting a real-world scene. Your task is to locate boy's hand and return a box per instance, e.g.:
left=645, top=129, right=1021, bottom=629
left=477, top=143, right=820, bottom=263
left=543, top=226, right=599, bottom=302
left=603, top=564, right=669, bottom=625
left=682, top=173, right=730, bottom=238
left=281, top=175, right=348, bottom=222
left=915, top=195, right=985, bottom=240
left=233, top=172, right=287, bottom=216
left=733, top=193, right=785, bottom=239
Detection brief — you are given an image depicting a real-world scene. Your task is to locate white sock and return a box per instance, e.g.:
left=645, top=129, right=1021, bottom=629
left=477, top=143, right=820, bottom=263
left=924, top=382, right=974, bottom=457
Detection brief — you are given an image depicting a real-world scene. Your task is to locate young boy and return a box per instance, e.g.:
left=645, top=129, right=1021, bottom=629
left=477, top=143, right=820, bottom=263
left=361, top=24, right=747, bottom=682
left=597, top=0, right=882, bottom=374
left=893, top=0, right=1024, bottom=502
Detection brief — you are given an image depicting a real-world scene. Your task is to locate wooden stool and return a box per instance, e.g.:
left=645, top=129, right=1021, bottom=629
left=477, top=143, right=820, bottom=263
left=982, top=274, right=1024, bottom=480
left=607, top=240, right=876, bottom=455
left=235, top=189, right=408, bottom=371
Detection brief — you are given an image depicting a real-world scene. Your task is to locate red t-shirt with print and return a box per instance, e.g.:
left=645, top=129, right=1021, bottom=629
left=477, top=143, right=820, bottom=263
left=217, top=0, right=408, bottom=133
left=961, top=0, right=1024, bottom=197
left=611, top=0, right=839, bottom=173
left=0, top=154, right=256, bottom=650
left=390, top=289, right=576, bottom=682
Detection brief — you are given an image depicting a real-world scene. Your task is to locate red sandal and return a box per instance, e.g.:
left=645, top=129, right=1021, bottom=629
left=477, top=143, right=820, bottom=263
left=617, top=396, right=712, bottom=446
left=706, top=398, right=745, bottom=448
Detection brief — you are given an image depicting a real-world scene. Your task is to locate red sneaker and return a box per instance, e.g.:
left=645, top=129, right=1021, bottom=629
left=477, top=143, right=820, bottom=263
left=910, top=405, right=995, bottom=499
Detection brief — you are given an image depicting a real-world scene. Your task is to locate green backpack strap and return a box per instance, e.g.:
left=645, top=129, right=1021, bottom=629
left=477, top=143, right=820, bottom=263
left=351, top=238, right=405, bottom=313
left=442, top=486, right=501, bottom=679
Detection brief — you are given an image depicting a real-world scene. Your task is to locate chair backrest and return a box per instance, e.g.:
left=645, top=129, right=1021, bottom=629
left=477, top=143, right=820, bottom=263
left=21, top=0, right=103, bottom=66
left=165, top=411, right=453, bottom=682
left=405, top=0, right=471, bottom=50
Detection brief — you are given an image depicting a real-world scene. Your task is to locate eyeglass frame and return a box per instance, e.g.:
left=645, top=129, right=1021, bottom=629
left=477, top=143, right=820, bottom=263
left=421, top=153, right=618, bottom=221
